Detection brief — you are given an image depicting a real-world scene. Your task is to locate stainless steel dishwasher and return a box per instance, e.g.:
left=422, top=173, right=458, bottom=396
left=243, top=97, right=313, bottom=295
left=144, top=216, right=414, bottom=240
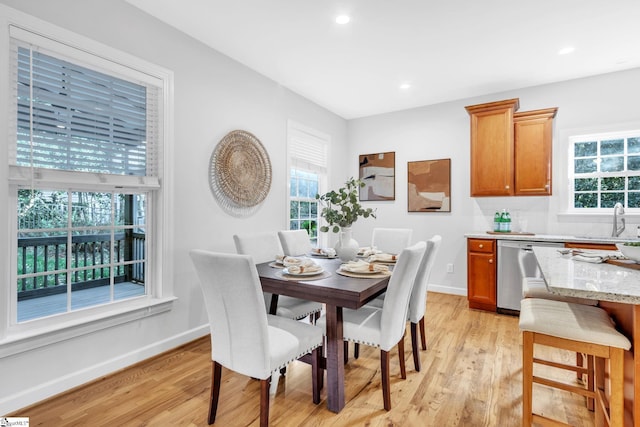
left=497, top=240, right=564, bottom=314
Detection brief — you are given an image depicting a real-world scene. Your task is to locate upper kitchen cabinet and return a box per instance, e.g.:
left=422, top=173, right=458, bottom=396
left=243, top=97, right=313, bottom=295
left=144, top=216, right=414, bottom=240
left=465, top=98, right=520, bottom=196
left=465, top=98, right=557, bottom=197
left=513, top=108, right=558, bottom=196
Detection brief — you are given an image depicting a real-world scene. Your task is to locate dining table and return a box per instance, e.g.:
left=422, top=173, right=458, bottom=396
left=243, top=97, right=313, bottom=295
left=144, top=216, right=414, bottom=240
left=533, top=246, right=640, bottom=426
left=256, top=256, right=392, bottom=413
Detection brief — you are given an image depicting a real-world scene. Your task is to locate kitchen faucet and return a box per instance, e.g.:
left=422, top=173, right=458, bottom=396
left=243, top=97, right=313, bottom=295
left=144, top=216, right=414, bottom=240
left=612, top=202, right=625, bottom=237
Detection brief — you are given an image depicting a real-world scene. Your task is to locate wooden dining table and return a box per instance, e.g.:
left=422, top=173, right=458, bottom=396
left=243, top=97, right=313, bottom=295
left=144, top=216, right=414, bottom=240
left=256, top=256, right=391, bottom=413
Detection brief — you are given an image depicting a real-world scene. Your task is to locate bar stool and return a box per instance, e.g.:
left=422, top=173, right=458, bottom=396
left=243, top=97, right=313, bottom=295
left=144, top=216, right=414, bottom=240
left=522, top=275, right=600, bottom=410
left=519, top=298, right=631, bottom=427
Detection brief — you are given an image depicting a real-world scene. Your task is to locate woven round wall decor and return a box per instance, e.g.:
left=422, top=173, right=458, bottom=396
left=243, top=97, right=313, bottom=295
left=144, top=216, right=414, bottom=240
left=209, top=130, right=272, bottom=217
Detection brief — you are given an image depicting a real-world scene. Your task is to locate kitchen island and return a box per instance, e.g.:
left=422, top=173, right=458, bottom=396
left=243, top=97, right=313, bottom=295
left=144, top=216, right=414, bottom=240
left=533, top=246, right=640, bottom=426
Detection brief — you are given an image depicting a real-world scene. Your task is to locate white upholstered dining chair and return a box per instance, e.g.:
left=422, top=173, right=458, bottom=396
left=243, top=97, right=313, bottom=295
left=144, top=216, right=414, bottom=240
left=278, top=229, right=313, bottom=256
left=233, top=231, right=323, bottom=322
left=355, top=235, right=441, bottom=372
left=189, top=250, right=323, bottom=427
left=406, top=235, right=441, bottom=371
left=317, top=241, right=426, bottom=410
left=371, top=227, right=413, bottom=254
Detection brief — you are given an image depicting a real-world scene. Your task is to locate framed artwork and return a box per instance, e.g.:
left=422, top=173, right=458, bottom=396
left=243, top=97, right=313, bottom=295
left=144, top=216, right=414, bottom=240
left=358, top=151, right=395, bottom=201
left=408, top=158, right=451, bottom=212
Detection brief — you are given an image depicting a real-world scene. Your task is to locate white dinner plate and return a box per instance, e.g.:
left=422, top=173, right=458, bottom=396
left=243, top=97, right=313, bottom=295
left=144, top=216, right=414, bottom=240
left=283, top=267, right=324, bottom=276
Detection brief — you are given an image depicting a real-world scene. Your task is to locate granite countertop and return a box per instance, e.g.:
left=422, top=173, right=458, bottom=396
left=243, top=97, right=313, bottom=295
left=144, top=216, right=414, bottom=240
left=464, top=231, right=637, bottom=245
left=533, top=246, right=640, bottom=304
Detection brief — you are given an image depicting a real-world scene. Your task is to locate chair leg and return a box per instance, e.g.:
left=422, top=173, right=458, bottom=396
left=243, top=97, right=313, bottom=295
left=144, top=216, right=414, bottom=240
left=209, top=361, right=222, bottom=425
left=381, top=349, right=391, bottom=411
left=522, top=331, right=533, bottom=427
left=398, top=334, right=407, bottom=380
left=311, top=347, right=321, bottom=404
left=344, top=341, right=349, bottom=364
left=354, top=342, right=360, bottom=359
left=410, top=321, right=421, bottom=372
left=260, top=377, right=271, bottom=427
left=419, top=317, right=427, bottom=351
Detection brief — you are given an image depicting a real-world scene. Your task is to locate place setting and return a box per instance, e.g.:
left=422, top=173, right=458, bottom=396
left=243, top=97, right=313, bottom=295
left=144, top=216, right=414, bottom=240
left=337, top=259, right=392, bottom=278
left=357, top=246, right=398, bottom=264
left=273, top=256, right=332, bottom=280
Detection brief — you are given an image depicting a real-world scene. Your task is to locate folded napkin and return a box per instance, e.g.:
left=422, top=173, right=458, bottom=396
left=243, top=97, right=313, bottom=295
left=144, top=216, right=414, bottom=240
left=341, top=259, right=390, bottom=274
left=286, top=259, right=322, bottom=274
left=358, top=246, right=382, bottom=257
left=281, top=256, right=308, bottom=267
left=367, top=253, right=398, bottom=263
left=572, top=251, right=627, bottom=264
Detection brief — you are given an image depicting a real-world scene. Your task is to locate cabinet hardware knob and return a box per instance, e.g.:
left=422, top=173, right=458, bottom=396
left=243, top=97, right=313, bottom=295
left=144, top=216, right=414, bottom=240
left=505, top=185, right=510, bottom=189
left=489, top=259, right=493, bottom=263
left=479, top=244, right=484, bottom=248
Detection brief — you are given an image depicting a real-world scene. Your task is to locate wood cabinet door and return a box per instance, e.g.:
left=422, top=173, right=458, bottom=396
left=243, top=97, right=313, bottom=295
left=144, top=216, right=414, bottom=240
left=466, top=99, right=519, bottom=197
left=467, top=241, right=497, bottom=311
left=514, top=108, right=557, bottom=196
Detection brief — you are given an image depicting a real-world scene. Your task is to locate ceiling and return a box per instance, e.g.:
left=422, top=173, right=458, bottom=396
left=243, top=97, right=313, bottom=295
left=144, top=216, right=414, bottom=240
left=125, top=0, right=640, bottom=119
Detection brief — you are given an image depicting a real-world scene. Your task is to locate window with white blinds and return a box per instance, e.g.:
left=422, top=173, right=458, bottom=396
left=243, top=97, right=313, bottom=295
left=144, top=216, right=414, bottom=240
left=287, top=121, right=329, bottom=242
left=3, top=17, right=173, bottom=346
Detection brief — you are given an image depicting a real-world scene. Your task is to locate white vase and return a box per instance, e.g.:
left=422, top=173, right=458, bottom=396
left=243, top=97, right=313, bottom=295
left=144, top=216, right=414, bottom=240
left=335, top=227, right=359, bottom=262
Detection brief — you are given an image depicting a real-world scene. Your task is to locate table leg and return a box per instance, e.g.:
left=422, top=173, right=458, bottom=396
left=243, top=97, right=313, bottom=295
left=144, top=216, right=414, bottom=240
left=325, top=304, right=345, bottom=413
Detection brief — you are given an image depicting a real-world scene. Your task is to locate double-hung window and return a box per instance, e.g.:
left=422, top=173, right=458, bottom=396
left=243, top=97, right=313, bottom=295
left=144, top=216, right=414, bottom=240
left=287, top=121, right=329, bottom=245
left=569, top=130, right=640, bottom=210
left=6, top=21, right=172, bottom=337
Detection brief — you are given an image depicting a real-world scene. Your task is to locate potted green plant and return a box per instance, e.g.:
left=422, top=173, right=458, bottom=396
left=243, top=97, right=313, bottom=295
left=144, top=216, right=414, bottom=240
left=316, top=177, right=376, bottom=260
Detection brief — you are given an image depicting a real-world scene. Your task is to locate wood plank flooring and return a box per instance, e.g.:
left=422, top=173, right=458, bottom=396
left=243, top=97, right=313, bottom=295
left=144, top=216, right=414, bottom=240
left=10, top=292, right=595, bottom=426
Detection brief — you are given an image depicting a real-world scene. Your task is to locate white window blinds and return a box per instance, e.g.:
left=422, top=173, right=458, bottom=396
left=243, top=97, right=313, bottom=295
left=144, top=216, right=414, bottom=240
left=9, top=26, right=162, bottom=187
left=288, top=124, right=328, bottom=174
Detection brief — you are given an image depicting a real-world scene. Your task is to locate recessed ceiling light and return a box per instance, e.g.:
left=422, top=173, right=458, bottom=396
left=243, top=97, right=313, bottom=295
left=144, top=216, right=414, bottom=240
left=399, top=83, right=411, bottom=90
left=558, top=46, right=575, bottom=55
left=336, top=15, right=350, bottom=24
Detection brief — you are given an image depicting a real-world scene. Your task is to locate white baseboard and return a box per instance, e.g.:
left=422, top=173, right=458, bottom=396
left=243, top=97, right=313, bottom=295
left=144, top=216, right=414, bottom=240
left=427, top=283, right=467, bottom=296
left=1, top=325, right=210, bottom=415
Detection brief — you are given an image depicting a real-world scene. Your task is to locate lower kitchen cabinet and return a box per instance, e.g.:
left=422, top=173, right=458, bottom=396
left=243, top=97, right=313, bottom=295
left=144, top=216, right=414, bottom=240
left=467, top=238, right=496, bottom=311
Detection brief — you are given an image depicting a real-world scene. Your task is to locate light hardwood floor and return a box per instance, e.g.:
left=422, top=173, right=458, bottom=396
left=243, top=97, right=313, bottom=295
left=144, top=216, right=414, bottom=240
left=11, top=292, right=595, bottom=426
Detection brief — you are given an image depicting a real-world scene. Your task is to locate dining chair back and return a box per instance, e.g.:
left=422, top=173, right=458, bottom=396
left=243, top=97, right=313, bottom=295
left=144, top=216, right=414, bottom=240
left=233, top=231, right=284, bottom=264
left=233, top=232, right=322, bottom=322
left=278, top=229, right=312, bottom=256
left=406, top=235, right=442, bottom=371
left=189, top=250, right=323, bottom=426
left=371, top=227, right=413, bottom=254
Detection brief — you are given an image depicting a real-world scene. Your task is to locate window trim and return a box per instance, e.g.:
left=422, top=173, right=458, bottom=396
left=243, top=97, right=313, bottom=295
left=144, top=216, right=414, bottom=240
left=0, top=5, right=175, bottom=355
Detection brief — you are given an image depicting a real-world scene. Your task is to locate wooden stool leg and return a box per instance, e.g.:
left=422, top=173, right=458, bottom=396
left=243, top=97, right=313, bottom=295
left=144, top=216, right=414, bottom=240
left=577, top=352, right=584, bottom=380
left=587, top=354, right=595, bottom=411
left=608, top=348, right=625, bottom=427
left=522, top=331, right=534, bottom=427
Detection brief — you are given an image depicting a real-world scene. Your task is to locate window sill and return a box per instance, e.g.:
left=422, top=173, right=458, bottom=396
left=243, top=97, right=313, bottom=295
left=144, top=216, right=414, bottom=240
left=0, top=296, right=176, bottom=358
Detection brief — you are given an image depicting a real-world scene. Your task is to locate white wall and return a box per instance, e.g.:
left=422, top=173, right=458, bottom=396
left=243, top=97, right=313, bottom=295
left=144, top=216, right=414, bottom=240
left=347, top=67, right=640, bottom=295
left=0, top=0, right=347, bottom=414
